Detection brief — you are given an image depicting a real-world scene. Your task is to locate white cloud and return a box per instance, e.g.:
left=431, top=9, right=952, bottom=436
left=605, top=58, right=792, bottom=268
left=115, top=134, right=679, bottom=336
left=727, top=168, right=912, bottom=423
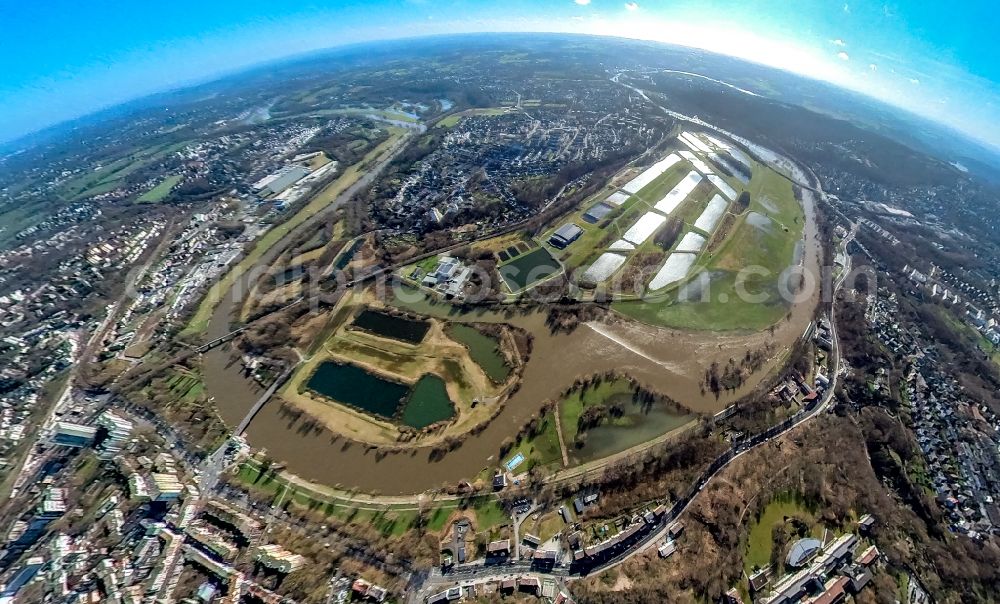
left=574, top=0, right=591, bottom=5
left=869, top=63, right=878, bottom=72
left=837, top=51, right=850, bottom=61
left=843, top=3, right=851, bottom=13
left=625, top=2, right=639, bottom=11
left=831, top=38, right=846, bottom=47
left=909, top=78, right=920, bottom=85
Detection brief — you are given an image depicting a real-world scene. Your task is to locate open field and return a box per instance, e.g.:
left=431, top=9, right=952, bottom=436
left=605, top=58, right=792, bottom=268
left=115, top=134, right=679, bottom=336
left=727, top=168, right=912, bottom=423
left=235, top=457, right=515, bottom=534
left=506, top=411, right=565, bottom=473
left=299, top=107, right=420, bottom=123
left=235, top=460, right=461, bottom=536
left=558, top=379, right=633, bottom=445
left=304, top=151, right=333, bottom=170
left=165, top=371, right=205, bottom=402
left=613, top=158, right=805, bottom=331
left=182, top=127, right=407, bottom=335
left=435, top=107, right=511, bottom=128
left=137, top=174, right=182, bottom=203
left=508, top=375, right=697, bottom=473
left=58, top=140, right=191, bottom=200
left=558, top=378, right=694, bottom=465
left=744, top=491, right=818, bottom=574
left=470, top=231, right=535, bottom=256
left=288, top=246, right=326, bottom=266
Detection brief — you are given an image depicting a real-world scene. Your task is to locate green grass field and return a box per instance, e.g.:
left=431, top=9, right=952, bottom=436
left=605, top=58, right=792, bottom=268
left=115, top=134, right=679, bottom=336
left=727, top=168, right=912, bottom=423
left=613, top=161, right=805, bottom=331
left=137, top=174, right=182, bottom=203
left=508, top=412, right=564, bottom=472
left=470, top=497, right=508, bottom=530
left=166, top=372, right=204, bottom=402
left=558, top=378, right=634, bottom=444
left=60, top=140, right=190, bottom=200
left=435, top=107, right=509, bottom=128
left=303, top=107, right=420, bottom=123
left=744, top=492, right=816, bottom=573
left=235, top=460, right=460, bottom=537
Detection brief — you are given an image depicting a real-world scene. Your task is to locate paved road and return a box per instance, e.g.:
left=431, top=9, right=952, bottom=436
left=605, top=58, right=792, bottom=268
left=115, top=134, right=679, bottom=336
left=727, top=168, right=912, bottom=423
left=511, top=503, right=541, bottom=561
left=415, top=106, right=849, bottom=598
left=7, top=222, right=176, bottom=499
left=419, top=301, right=842, bottom=597
left=233, top=364, right=297, bottom=436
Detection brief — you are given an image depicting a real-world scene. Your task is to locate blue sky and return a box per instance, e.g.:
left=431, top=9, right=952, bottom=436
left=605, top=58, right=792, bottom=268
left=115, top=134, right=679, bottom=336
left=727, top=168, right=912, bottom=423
left=2, top=1, right=998, bottom=148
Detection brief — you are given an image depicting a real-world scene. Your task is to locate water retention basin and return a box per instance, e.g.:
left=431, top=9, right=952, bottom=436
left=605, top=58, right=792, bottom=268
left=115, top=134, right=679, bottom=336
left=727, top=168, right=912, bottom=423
left=351, top=309, right=430, bottom=344
left=305, top=361, right=453, bottom=428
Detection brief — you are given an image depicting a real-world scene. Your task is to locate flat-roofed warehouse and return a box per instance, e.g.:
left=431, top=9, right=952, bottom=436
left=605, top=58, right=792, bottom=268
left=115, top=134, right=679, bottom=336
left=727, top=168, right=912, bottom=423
left=582, top=202, right=614, bottom=224
left=549, top=223, right=584, bottom=249
left=51, top=422, right=98, bottom=448
left=253, top=165, right=311, bottom=196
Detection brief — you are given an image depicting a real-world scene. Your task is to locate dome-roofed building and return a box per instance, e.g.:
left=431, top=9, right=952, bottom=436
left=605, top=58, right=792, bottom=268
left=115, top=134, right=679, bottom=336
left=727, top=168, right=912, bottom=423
left=786, top=537, right=822, bottom=568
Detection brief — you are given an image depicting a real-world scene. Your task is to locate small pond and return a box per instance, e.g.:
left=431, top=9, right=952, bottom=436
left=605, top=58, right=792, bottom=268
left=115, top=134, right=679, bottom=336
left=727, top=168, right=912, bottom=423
left=447, top=324, right=511, bottom=383
left=400, top=374, right=455, bottom=429
left=569, top=393, right=693, bottom=465
left=306, top=361, right=454, bottom=428
left=307, top=361, right=408, bottom=419
left=333, top=238, right=364, bottom=271
left=352, top=309, right=430, bottom=344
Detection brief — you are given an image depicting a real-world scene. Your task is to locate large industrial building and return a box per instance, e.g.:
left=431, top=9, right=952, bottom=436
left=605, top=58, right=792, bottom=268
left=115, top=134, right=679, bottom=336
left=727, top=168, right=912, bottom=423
left=252, top=165, right=311, bottom=196
left=548, top=223, right=584, bottom=249
left=50, top=422, right=98, bottom=448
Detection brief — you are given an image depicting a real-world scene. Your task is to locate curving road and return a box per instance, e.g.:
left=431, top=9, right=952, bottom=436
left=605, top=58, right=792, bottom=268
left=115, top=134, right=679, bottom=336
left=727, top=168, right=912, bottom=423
left=418, top=261, right=842, bottom=597
left=415, top=91, right=849, bottom=596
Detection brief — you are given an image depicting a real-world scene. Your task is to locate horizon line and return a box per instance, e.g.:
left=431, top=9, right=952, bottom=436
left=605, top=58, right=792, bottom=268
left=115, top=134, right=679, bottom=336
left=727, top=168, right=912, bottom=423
left=3, top=31, right=999, bottom=161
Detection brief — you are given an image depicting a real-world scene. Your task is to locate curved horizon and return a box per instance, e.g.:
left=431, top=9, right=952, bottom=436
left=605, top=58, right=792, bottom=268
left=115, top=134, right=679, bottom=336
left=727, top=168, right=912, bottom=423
left=3, top=1, right=998, bottom=152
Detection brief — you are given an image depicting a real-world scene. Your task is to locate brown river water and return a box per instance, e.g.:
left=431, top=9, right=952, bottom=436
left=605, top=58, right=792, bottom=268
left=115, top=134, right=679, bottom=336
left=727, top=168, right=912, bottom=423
left=202, top=187, right=821, bottom=495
